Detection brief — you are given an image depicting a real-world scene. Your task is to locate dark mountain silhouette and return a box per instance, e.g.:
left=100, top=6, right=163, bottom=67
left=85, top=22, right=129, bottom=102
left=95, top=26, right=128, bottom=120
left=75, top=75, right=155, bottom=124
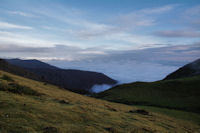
left=164, top=58, right=200, bottom=80
left=6, top=59, right=58, bottom=69
left=0, top=59, right=41, bottom=81
left=6, top=59, right=117, bottom=94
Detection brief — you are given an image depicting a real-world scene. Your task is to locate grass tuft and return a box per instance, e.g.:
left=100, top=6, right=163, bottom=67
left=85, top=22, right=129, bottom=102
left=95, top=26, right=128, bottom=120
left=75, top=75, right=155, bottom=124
left=0, top=82, right=41, bottom=96
left=0, top=74, right=14, bottom=82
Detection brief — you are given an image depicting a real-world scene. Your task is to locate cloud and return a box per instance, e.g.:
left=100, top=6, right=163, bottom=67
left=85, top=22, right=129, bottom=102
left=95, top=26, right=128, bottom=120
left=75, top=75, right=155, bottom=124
left=0, top=4, right=179, bottom=49
left=8, top=11, right=36, bottom=17
left=183, top=5, right=200, bottom=28
left=36, top=4, right=175, bottom=41
left=114, top=5, right=175, bottom=29
left=75, top=22, right=116, bottom=39
left=1, top=42, right=198, bottom=66
left=91, top=84, right=114, bottom=93
left=0, top=31, right=84, bottom=48
left=140, top=5, right=176, bottom=14
left=45, top=43, right=200, bottom=85
left=0, top=21, right=32, bottom=30
left=1, top=42, right=199, bottom=85
left=153, top=5, right=200, bottom=39
left=0, top=44, right=49, bottom=53
left=154, top=30, right=200, bottom=38
left=0, top=44, right=108, bottom=61
left=74, top=5, right=176, bottom=40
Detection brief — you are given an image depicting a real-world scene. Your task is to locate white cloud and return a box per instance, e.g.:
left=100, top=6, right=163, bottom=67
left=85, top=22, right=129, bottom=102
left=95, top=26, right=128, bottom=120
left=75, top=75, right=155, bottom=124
left=140, top=5, right=176, bottom=14
left=0, top=31, right=85, bottom=48
left=0, top=44, right=109, bottom=61
left=8, top=11, right=36, bottom=17
left=114, top=5, right=175, bottom=29
left=70, top=5, right=176, bottom=41
left=0, top=21, right=32, bottom=30
left=46, top=44, right=199, bottom=85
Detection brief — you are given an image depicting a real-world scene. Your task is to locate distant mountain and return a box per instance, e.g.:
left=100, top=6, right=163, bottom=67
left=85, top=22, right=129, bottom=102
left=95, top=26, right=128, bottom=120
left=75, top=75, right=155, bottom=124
left=6, top=59, right=58, bottom=69
left=164, top=58, right=200, bottom=80
left=0, top=59, right=41, bottom=81
left=6, top=59, right=117, bottom=94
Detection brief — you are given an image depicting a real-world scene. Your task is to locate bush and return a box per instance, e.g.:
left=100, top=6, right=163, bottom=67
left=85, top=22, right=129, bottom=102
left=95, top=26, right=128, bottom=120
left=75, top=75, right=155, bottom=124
left=8, top=83, right=41, bottom=96
left=1, top=75, right=14, bottom=82
left=0, top=82, right=41, bottom=96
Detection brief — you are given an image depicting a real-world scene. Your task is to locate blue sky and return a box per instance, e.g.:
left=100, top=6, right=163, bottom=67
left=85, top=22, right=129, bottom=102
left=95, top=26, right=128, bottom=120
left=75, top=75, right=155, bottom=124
left=0, top=0, right=200, bottom=84
left=0, top=0, right=200, bottom=61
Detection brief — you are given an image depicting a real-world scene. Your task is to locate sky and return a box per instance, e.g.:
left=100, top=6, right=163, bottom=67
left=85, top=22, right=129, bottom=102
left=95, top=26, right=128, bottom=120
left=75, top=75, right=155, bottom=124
left=0, top=0, right=200, bottom=86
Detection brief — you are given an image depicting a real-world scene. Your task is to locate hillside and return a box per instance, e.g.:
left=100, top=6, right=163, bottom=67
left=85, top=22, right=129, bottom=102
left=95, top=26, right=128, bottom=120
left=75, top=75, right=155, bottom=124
left=0, top=70, right=200, bottom=132
left=0, top=59, right=42, bottom=81
left=6, top=59, right=117, bottom=94
left=95, top=76, right=200, bottom=113
left=164, top=58, right=200, bottom=80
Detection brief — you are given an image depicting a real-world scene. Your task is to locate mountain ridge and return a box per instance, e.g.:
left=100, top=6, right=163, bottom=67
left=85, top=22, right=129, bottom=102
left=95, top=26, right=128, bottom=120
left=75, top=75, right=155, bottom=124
left=0, top=59, right=42, bottom=81
left=164, top=58, right=200, bottom=80
left=5, top=58, right=117, bottom=94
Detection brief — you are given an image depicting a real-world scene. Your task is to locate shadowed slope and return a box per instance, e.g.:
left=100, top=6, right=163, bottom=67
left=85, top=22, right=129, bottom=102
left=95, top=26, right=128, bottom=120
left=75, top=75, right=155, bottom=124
left=95, top=59, right=200, bottom=113
left=6, top=59, right=117, bottom=94
left=95, top=76, right=200, bottom=113
left=0, top=59, right=41, bottom=81
left=7, top=59, right=116, bottom=94
left=164, top=58, right=200, bottom=80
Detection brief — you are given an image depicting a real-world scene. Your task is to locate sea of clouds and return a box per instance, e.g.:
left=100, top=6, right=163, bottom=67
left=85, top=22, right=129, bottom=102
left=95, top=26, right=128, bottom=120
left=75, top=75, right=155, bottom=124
left=49, top=60, right=179, bottom=93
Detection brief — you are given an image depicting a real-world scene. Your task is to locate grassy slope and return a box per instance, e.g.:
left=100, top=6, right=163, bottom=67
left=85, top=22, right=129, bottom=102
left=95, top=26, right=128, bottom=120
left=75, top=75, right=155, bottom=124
left=135, top=105, right=200, bottom=124
left=0, top=71, right=200, bottom=133
left=96, top=76, right=200, bottom=114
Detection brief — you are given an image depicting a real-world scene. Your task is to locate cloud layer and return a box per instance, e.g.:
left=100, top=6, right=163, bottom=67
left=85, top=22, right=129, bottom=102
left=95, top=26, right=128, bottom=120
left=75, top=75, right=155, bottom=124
left=1, top=2, right=199, bottom=51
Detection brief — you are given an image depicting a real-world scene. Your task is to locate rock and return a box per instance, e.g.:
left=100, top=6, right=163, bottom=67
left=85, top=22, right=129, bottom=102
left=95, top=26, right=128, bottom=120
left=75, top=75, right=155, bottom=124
left=59, top=100, right=70, bottom=104
left=129, top=109, right=149, bottom=115
left=43, top=126, right=59, bottom=133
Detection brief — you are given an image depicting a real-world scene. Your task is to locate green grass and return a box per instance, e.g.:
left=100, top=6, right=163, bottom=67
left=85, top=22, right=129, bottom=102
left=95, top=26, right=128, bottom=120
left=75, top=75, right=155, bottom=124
left=0, top=76, right=41, bottom=96
left=135, top=105, right=200, bottom=124
left=0, top=71, right=200, bottom=133
left=96, top=76, right=200, bottom=113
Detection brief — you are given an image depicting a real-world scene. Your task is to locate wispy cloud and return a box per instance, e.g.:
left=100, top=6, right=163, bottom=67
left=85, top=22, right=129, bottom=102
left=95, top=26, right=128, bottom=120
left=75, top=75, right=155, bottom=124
left=140, top=4, right=176, bottom=14
left=154, top=30, right=200, bottom=38
left=0, top=2, right=199, bottom=53
left=8, top=11, right=36, bottom=17
left=183, top=5, right=200, bottom=28
left=34, top=4, right=175, bottom=41
left=0, top=21, right=32, bottom=30
left=74, top=5, right=176, bottom=40
left=114, top=5, right=176, bottom=29
left=0, top=44, right=107, bottom=61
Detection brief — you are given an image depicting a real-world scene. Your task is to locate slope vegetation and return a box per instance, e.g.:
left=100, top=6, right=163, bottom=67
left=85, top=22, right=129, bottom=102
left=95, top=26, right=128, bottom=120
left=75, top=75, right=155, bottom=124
left=164, top=58, right=200, bottom=80
left=95, top=76, right=200, bottom=113
left=0, top=71, right=199, bottom=132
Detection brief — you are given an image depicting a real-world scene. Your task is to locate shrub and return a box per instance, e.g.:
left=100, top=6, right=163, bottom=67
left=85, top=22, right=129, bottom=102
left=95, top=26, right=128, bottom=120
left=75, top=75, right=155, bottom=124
left=8, top=83, right=41, bottom=96
left=1, top=75, right=14, bottom=82
left=0, top=82, right=41, bottom=96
